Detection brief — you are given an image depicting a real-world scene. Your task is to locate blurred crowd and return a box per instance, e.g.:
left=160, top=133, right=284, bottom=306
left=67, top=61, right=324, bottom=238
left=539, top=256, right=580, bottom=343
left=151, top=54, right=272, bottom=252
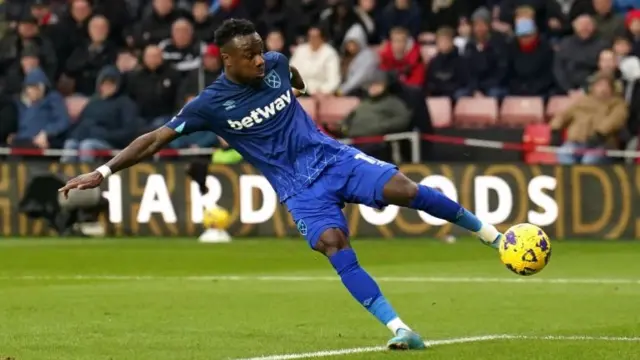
left=0, top=0, right=639, bottom=164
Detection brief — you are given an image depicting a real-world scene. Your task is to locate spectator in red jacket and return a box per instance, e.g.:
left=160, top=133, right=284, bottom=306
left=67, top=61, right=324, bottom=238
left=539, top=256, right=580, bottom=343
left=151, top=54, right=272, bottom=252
left=379, top=26, right=425, bottom=88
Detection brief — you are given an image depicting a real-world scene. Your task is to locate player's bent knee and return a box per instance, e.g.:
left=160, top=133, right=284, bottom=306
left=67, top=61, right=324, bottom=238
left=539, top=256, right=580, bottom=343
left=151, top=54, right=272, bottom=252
left=383, top=173, right=419, bottom=206
left=314, top=228, right=350, bottom=257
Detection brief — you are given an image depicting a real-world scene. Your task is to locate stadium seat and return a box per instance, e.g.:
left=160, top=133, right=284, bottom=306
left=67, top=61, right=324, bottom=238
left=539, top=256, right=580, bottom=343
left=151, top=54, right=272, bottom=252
left=65, top=96, right=89, bottom=123
left=426, top=97, right=453, bottom=128
left=499, top=96, right=544, bottom=127
left=453, top=97, right=498, bottom=128
left=318, top=96, right=360, bottom=126
left=297, top=97, right=318, bottom=121
left=546, top=95, right=573, bottom=120
left=523, top=123, right=557, bottom=164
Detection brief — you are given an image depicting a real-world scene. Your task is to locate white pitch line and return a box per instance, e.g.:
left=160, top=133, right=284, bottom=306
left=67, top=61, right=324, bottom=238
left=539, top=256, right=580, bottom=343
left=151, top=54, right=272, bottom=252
left=234, top=334, right=640, bottom=360
left=0, top=275, right=639, bottom=285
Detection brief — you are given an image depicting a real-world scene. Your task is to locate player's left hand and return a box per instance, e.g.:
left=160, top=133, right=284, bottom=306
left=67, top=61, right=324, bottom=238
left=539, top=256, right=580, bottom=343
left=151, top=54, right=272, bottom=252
left=58, top=171, right=104, bottom=199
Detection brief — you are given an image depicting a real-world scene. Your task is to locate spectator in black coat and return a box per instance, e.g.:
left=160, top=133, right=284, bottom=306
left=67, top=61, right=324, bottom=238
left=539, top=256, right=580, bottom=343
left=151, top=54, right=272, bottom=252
left=178, top=44, right=222, bottom=103
left=64, top=15, right=118, bottom=96
left=158, top=19, right=205, bottom=76
left=126, top=45, right=182, bottom=130
left=419, top=0, right=469, bottom=42
left=128, top=0, right=191, bottom=49
left=62, top=66, right=141, bottom=163
left=257, top=0, right=296, bottom=43
left=0, top=46, right=42, bottom=96
left=0, top=14, right=57, bottom=83
left=50, top=0, right=92, bottom=70
left=378, top=0, right=422, bottom=39
left=424, top=27, right=464, bottom=98
left=546, top=0, right=593, bottom=40
left=191, top=0, right=216, bottom=43
left=507, top=18, right=555, bottom=97
left=553, top=14, right=608, bottom=95
left=319, top=0, right=368, bottom=47
left=92, top=0, right=131, bottom=47
left=455, top=7, right=509, bottom=99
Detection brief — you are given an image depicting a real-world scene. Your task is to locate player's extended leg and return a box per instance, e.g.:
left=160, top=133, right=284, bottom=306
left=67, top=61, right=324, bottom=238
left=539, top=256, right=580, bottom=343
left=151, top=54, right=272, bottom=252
left=314, top=228, right=426, bottom=350
left=383, top=172, right=502, bottom=248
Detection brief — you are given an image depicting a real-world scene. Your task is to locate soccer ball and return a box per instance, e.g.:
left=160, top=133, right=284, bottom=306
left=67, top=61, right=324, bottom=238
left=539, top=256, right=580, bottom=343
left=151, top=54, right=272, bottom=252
left=499, top=223, right=551, bottom=276
left=202, top=207, right=231, bottom=230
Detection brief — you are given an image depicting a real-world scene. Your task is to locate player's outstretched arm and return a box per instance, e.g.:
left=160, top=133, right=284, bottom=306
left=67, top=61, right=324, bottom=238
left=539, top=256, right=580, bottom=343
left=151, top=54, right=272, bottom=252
left=58, top=126, right=179, bottom=198
left=290, top=66, right=306, bottom=97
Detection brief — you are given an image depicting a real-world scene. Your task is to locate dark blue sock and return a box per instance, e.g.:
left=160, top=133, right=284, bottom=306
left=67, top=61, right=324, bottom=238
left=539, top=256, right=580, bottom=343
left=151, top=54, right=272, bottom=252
left=329, top=249, right=398, bottom=325
left=409, top=185, right=482, bottom=232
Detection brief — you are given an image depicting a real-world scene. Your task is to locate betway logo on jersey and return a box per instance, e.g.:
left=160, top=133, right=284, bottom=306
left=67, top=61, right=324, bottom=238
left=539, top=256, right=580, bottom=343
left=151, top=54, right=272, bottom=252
left=227, top=90, right=292, bottom=130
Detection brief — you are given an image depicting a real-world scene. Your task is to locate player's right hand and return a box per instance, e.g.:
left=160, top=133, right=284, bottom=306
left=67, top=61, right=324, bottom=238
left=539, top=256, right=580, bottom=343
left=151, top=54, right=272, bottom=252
left=58, top=171, right=104, bottom=199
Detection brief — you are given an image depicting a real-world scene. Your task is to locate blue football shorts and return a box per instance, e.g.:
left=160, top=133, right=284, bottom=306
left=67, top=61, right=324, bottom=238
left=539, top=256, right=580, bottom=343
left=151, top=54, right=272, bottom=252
left=284, top=149, right=398, bottom=248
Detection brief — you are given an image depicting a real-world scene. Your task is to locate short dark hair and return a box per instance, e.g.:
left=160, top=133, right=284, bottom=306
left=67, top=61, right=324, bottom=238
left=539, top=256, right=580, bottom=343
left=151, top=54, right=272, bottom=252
left=214, top=18, right=257, bottom=48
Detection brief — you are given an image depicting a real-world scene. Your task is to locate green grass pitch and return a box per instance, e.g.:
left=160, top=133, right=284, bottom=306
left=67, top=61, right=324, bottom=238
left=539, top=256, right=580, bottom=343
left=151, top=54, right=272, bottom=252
left=0, top=238, right=639, bottom=360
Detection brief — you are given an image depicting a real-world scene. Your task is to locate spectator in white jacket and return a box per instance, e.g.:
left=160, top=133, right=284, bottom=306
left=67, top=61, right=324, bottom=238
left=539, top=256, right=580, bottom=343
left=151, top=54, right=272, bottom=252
left=290, top=26, right=341, bottom=95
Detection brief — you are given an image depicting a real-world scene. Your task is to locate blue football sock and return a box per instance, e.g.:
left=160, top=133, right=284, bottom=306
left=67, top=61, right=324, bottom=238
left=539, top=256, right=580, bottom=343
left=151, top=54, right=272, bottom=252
left=409, top=185, right=482, bottom=232
left=329, top=249, right=398, bottom=326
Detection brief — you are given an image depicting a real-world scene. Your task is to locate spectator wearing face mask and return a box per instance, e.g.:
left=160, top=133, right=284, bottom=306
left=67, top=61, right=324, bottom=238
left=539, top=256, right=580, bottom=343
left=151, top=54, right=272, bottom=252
left=507, top=17, right=555, bottom=97
left=64, top=15, right=118, bottom=96
left=378, top=26, right=425, bottom=88
left=551, top=72, right=628, bottom=164
left=11, top=68, right=69, bottom=150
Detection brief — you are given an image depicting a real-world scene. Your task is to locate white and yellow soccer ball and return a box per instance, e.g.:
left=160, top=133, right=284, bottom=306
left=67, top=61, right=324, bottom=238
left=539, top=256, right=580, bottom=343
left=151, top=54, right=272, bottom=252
left=499, top=223, right=552, bottom=276
left=203, top=207, right=231, bottom=230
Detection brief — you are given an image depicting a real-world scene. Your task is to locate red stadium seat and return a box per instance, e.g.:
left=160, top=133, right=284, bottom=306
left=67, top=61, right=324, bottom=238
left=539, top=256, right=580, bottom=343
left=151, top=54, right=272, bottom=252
left=499, top=96, right=544, bottom=127
left=523, top=123, right=557, bottom=164
left=426, top=97, right=453, bottom=128
left=65, top=96, right=89, bottom=123
left=454, top=97, right=498, bottom=128
left=546, top=95, right=573, bottom=120
left=318, top=96, right=360, bottom=126
left=297, top=97, right=318, bottom=121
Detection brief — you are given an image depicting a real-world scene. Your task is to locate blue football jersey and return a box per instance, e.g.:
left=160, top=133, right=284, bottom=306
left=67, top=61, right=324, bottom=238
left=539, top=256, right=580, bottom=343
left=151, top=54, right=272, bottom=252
left=165, top=51, right=348, bottom=201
